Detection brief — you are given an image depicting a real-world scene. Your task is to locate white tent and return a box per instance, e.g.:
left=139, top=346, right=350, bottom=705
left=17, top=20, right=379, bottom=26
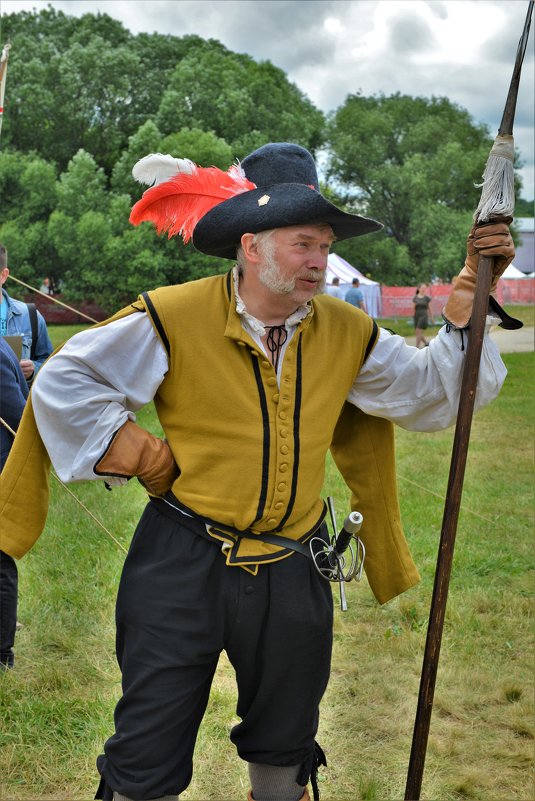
left=501, top=263, right=531, bottom=279
left=326, top=253, right=382, bottom=317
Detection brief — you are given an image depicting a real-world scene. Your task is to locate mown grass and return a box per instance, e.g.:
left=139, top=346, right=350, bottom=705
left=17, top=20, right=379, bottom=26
left=0, top=326, right=533, bottom=800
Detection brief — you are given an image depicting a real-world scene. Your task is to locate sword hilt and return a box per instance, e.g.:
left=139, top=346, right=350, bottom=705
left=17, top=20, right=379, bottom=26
left=334, top=511, right=363, bottom=556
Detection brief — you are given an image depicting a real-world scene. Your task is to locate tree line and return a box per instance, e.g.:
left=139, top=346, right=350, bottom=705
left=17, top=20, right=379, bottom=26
left=0, top=8, right=531, bottom=312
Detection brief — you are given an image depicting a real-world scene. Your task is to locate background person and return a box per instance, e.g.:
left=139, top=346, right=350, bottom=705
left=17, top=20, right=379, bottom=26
left=325, top=275, right=344, bottom=299
left=0, top=337, right=29, bottom=668
left=344, top=277, right=367, bottom=312
left=412, top=282, right=432, bottom=347
left=39, top=277, right=52, bottom=295
left=0, top=244, right=54, bottom=383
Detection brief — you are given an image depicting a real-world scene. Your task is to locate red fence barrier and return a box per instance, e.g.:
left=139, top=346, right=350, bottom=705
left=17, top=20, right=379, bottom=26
left=380, top=280, right=534, bottom=319
left=25, top=294, right=109, bottom=324
left=497, top=279, right=535, bottom=305
left=380, top=286, right=451, bottom=320
left=27, top=279, right=534, bottom=326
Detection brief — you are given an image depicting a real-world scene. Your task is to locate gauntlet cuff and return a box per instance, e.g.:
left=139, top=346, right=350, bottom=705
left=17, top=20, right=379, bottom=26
left=95, top=419, right=179, bottom=496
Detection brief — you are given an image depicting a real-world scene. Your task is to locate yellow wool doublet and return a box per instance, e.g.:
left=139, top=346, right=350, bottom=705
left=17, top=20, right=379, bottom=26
left=0, top=271, right=420, bottom=604
left=139, top=272, right=420, bottom=601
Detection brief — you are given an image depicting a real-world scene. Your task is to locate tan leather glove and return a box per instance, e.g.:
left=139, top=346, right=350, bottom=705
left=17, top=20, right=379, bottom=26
left=95, top=419, right=179, bottom=496
left=442, top=219, right=515, bottom=329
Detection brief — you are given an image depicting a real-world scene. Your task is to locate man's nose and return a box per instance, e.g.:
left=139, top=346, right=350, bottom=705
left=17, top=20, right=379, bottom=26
left=308, top=249, right=328, bottom=269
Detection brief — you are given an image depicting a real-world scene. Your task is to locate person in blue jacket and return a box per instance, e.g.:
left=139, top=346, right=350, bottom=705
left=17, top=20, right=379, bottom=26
left=0, top=244, right=53, bottom=383
left=0, top=337, right=29, bottom=667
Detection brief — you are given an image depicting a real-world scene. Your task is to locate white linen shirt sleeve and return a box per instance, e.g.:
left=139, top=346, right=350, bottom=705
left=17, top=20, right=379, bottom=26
left=32, top=313, right=168, bottom=483
left=348, top=323, right=507, bottom=431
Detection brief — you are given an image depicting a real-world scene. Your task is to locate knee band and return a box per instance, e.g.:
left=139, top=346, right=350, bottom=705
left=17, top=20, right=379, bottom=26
left=113, top=794, right=178, bottom=801
left=248, top=762, right=305, bottom=801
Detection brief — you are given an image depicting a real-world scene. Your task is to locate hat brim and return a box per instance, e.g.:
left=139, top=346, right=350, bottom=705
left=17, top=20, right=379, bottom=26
left=192, top=183, right=383, bottom=259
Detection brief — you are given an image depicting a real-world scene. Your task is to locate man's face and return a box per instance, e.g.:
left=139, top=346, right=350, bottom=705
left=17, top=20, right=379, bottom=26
left=257, top=224, right=333, bottom=305
left=0, top=267, right=8, bottom=289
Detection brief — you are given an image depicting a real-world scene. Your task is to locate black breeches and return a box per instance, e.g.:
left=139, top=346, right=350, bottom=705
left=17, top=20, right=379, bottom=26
left=96, top=503, right=333, bottom=800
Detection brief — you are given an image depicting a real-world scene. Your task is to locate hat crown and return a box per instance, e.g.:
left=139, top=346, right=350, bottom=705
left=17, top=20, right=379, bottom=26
left=242, top=143, right=319, bottom=190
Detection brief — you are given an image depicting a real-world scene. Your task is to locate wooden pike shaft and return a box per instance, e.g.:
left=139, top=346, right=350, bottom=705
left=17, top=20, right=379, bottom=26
left=404, top=258, right=493, bottom=799
left=404, top=3, right=533, bottom=798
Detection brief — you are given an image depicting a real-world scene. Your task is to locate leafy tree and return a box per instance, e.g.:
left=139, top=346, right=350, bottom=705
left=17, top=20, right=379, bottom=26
left=56, top=149, right=108, bottom=219
left=128, top=33, right=210, bottom=133
left=332, top=231, right=413, bottom=287
left=0, top=151, right=42, bottom=221
left=408, top=203, right=473, bottom=282
left=52, top=36, right=141, bottom=172
left=1, top=11, right=140, bottom=170
left=326, top=93, right=500, bottom=282
left=156, top=44, right=325, bottom=156
left=111, top=120, right=163, bottom=198
left=0, top=152, right=60, bottom=292
left=18, top=159, right=58, bottom=224
left=0, top=218, right=58, bottom=293
left=160, top=128, right=235, bottom=170
left=515, top=197, right=534, bottom=217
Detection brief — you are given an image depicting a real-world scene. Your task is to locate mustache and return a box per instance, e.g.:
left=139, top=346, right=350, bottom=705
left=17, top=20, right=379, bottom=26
left=298, top=270, right=324, bottom=281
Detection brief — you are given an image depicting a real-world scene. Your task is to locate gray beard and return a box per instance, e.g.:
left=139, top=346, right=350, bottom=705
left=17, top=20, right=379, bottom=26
left=258, top=240, right=325, bottom=296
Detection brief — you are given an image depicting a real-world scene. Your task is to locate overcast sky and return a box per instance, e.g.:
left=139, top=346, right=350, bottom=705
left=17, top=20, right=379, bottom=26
left=2, top=0, right=534, bottom=199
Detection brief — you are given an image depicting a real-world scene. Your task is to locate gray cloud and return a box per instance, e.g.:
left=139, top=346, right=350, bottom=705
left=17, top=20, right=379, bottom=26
left=386, top=10, right=438, bottom=54
left=2, top=0, right=533, bottom=197
left=426, top=1, right=448, bottom=20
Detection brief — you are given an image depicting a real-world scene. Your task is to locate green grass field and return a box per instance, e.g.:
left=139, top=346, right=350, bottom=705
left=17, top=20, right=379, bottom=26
left=44, top=305, right=534, bottom=349
left=0, top=323, right=533, bottom=801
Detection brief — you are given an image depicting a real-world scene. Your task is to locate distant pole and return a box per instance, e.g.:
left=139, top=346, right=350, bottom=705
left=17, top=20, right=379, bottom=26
left=0, top=42, right=11, bottom=138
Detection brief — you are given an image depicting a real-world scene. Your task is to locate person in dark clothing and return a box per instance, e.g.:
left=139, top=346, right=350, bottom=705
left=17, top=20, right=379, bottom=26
left=0, top=337, right=29, bottom=668
left=412, top=283, right=433, bottom=347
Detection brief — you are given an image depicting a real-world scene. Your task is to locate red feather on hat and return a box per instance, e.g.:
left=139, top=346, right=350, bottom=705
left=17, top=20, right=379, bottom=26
left=129, top=162, right=256, bottom=243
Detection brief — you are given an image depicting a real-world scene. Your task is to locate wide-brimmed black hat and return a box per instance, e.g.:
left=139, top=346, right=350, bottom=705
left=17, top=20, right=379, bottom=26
left=192, top=142, right=382, bottom=259
left=129, top=142, right=382, bottom=260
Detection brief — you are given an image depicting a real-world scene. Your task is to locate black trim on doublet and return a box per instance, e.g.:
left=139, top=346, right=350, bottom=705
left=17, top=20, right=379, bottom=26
left=250, top=353, right=270, bottom=526
left=363, top=319, right=379, bottom=364
left=141, top=291, right=170, bottom=357
left=276, top=334, right=302, bottom=531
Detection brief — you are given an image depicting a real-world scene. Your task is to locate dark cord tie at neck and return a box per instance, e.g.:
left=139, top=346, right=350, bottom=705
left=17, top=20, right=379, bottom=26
left=265, top=325, right=288, bottom=372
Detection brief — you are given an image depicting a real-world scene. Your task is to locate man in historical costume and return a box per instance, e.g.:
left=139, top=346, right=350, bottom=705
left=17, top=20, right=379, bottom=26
left=0, top=143, right=516, bottom=801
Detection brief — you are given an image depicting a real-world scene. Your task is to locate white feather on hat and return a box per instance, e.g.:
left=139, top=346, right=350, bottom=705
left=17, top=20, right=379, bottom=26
left=132, top=153, right=196, bottom=187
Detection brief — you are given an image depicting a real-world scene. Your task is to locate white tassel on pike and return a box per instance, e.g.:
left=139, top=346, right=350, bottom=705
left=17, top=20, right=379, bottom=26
left=473, top=134, right=516, bottom=224
left=132, top=153, right=196, bottom=187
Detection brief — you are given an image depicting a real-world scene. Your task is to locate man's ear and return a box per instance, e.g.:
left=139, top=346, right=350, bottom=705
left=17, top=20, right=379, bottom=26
left=240, top=233, right=262, bottom=264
